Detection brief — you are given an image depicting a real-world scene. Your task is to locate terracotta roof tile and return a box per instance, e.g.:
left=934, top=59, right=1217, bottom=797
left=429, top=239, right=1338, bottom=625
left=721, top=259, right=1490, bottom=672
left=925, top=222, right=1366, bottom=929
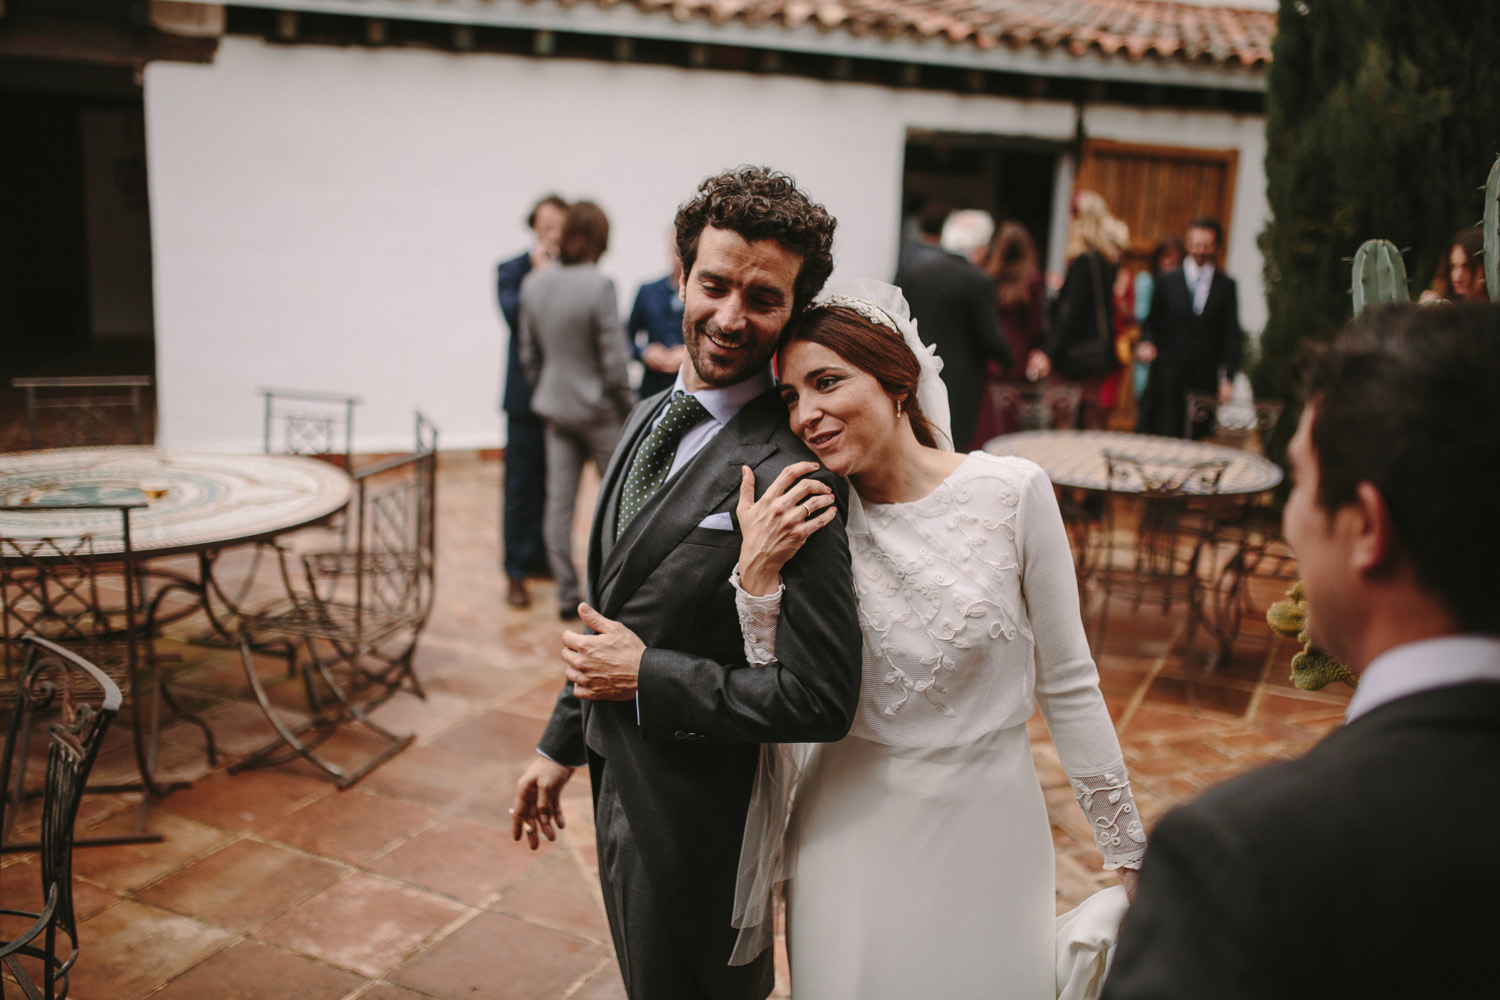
left=616, top=0, right=1275, bottom=68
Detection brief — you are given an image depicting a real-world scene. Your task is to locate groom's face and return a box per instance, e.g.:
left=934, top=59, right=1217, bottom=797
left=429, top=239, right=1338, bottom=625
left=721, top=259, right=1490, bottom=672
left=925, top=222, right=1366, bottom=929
left=679, top=226, right=802, bottom=392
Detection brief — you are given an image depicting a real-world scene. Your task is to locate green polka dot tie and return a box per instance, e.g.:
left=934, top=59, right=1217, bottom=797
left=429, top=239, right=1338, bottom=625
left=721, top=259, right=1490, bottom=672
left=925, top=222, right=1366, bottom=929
left=616, top=391, right=711, bottom=535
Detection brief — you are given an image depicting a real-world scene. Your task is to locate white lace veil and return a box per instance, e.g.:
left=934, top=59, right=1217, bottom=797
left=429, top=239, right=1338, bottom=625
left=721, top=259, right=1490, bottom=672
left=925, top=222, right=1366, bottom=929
left=728, top=279, right=956, bottom=967
left=803, top=277, right=955, bottom=452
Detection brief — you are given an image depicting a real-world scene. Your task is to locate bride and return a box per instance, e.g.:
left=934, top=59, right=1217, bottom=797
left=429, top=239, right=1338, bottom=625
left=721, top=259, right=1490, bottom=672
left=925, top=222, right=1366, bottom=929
left=727, top=280, right=1144, bottom=999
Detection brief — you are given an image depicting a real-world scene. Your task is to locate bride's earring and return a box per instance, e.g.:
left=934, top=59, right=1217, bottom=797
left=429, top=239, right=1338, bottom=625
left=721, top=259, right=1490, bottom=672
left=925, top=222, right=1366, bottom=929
left=896, top=398, right=904, bottom=419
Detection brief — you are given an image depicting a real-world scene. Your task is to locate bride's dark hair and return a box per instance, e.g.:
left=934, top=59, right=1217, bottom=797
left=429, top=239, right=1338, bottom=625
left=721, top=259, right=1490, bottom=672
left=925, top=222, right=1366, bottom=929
left=780, top=306, right=939, bottom=448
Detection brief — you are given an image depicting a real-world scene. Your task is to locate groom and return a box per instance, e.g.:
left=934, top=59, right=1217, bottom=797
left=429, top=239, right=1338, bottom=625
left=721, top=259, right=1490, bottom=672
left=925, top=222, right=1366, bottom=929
left=1102, top=302, right=1500, bottom=999
left=510, top=166, right=861, bottom=1000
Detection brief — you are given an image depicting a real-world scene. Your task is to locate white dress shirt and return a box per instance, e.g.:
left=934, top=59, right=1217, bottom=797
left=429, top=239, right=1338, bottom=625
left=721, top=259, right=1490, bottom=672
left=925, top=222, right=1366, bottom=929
left=1344, top=635, right=1500, bottom=723
left=655, top=368, right=774, bottom=480
left=1183, top=257, right=1214, bottom=316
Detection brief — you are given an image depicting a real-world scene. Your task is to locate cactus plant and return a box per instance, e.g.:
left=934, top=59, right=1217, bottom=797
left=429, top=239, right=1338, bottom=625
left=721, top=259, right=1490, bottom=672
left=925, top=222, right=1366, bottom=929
left=1266, top=583, right=1358, bottom=691
left=1351, top=238, right=1410, bottom=314
left=1485, top=155, right=1498, bottom=302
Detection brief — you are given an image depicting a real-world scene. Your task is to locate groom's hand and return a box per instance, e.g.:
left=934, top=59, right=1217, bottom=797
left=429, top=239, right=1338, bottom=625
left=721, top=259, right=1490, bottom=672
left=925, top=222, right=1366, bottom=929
left=562, top=604, right=646, bottom=701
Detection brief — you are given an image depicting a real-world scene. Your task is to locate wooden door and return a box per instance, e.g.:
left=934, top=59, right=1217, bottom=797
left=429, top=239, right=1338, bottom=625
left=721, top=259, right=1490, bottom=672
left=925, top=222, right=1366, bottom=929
left=1075, top=139, right=1239, bottom=277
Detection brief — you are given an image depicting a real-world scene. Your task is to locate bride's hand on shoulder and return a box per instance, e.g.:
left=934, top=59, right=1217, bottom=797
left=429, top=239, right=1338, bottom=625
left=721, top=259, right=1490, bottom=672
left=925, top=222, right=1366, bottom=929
left=736, top=462, right=837, bottom=596
left=1117, top=866, right=1140, bottom=902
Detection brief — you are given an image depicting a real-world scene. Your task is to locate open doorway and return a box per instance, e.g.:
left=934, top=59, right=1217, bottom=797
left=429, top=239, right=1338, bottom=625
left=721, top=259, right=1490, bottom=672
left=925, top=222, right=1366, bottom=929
left=1, top=63, right=158, bottom=448
left=899, top=131, right=1062, bottom=272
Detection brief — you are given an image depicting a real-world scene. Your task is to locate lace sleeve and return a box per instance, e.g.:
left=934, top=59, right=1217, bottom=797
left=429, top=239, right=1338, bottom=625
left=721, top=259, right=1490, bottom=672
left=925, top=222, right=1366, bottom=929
left=1070, top=764, right=1147, bottom=870
left=730, top=564, right=784, bottom=666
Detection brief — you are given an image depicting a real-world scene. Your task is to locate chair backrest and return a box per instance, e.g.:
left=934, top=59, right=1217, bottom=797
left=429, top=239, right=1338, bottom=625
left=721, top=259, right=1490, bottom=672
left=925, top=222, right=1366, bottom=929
left=261, top=389, right=360, bottom=469
left=0, top=635, right=121, bottom=998
left=11, top=376, right=152, bottom=449
left=1185, top=391, right=1285, bottom=451
left=1100, top=451, right=1229, bottom=581
left=989, top=382, right=1084, bottom=432
left=0, top=504, right=146, bottom=695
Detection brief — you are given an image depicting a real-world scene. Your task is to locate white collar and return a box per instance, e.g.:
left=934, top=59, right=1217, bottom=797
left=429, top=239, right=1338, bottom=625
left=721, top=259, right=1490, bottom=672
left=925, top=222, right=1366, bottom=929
left=669, top=367, right=773, bottom=426
left=1183, top=257, right=1215, bottom=284
left=1344, top=635, right=1500, bottom=723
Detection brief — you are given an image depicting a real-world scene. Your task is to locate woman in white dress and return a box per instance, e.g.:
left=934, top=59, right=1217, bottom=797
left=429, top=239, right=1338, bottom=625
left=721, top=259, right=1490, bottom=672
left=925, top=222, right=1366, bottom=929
left=727, top=280, right=1144, bottom=999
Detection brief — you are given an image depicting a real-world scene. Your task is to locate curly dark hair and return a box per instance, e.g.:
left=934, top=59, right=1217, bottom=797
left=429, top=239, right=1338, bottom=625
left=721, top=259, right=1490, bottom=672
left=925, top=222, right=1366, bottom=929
left=674, top=166, right=836, bottom=315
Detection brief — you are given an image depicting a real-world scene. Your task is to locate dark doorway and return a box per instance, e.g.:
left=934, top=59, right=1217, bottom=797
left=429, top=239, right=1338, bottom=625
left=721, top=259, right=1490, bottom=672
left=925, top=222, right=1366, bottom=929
left=899, top=131, right=1061, bottom=270
left=0, top=61, right=157, bottom=448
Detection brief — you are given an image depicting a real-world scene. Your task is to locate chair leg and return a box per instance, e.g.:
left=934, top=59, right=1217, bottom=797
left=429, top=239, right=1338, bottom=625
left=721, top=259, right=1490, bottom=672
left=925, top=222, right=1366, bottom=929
left=229, top=634, right=414, bottom=789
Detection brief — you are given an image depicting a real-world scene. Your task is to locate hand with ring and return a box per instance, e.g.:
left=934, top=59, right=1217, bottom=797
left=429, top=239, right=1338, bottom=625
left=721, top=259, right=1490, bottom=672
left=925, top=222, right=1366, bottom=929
left=735, top=461, right=837, bottom=596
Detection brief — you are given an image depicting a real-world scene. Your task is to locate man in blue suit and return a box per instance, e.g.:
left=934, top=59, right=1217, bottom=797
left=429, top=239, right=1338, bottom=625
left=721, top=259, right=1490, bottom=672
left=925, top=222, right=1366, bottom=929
left=497, top=194, right=567, bottom=608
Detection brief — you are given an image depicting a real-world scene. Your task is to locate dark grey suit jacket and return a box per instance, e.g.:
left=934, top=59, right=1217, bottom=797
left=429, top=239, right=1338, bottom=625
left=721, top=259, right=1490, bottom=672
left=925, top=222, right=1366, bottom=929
left=895, top=243, right=1012, bottom=449
left=536, top=387, right=862, bottom=969
left=1103, top=682, right=1500, bottom=1000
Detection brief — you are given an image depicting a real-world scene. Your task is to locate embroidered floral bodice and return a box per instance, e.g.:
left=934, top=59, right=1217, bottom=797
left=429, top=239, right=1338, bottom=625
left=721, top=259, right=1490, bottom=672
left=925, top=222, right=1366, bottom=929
left=734, top=453, right=1145, bottom=868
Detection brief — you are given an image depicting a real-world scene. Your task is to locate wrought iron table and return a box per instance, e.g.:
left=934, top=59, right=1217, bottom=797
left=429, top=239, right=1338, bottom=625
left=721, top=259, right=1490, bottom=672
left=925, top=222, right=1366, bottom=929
left=0, top=446, right=353, bottom=555
left=984, top=429, right=1283, bottom=495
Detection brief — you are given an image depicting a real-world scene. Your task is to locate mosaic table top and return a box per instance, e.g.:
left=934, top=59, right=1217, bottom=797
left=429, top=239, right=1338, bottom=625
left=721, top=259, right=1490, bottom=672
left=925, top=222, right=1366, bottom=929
left=0, top=447, right=353, bottom=557
left=986, top=430, right=1283, bottom=495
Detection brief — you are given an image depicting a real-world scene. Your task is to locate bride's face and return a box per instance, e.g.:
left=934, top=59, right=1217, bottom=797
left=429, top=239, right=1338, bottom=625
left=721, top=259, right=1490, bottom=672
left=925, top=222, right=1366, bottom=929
left=777, top=339, right=902, bottom=478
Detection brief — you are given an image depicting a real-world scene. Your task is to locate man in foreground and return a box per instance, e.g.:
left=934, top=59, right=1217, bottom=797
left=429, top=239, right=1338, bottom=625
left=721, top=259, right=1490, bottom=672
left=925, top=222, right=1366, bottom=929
left=1103, top=302, right=1500, bottom=998
left=509, top=166, right=860, bottom=1000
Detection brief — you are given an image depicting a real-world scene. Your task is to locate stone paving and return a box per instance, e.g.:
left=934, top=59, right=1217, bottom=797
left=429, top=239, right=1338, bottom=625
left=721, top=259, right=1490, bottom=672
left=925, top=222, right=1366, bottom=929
left=0, top=450, right=1350, bottom=1000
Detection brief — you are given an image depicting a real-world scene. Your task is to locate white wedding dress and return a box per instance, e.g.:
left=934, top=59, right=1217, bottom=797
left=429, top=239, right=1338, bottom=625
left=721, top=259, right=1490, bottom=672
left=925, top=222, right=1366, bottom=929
left=732, top=452, right=1144, bottom=1000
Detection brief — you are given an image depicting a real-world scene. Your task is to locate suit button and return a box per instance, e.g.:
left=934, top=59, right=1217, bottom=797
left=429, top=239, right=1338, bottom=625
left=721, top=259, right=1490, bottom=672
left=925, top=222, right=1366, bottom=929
left=674, top=730, right=687, bottom=740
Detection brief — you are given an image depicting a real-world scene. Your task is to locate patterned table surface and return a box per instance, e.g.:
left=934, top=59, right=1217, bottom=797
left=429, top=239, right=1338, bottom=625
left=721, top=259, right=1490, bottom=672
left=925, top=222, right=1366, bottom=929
left=985, top=430, right=1284, bottom=494
left=0, top=447, right=353, bottom=557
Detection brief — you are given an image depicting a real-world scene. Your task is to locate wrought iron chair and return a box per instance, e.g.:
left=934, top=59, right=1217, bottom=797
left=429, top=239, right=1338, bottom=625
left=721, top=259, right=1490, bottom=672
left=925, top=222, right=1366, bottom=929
left=261, top=388, right=360, bottom=470
left=231, top=418, right=436, bottom=788
left=1, top=636, right=121, bottom=1000
left=11, top=376, right=152, bottom=450
left=1083, top=451, right=1230, bottom=657
left=1, top=503, right=215, bottom=847
left=1201, top=498, right=1300, bottom=664
left=987, top=382, right=1083, bottom=433
left=1184, top=392, right=1284, bottom=451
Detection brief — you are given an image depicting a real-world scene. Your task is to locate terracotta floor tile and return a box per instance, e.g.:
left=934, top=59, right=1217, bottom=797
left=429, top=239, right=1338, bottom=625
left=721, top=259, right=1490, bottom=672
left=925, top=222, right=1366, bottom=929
left=69, top=810, right=236, bottom=892
left=368, top=689, right=482, bottom=744
left=427, top=708, right=548, bottom=767
left=506, top=678, right=573, bottom=721
left=136, top=836, right=348, bottom=931
left=255, top=871, right=473, bottom=978
left=257, top=789, right=439, bottom=865
left=1147, top=674, right=1256, bottom=716
left=387, top=910, right=607, bottom=1000
left=356, top=743, right=513, bottom=811
left=158, top=766, right=331, bottom=831
left=71, top=899, right=234, bottom=1000
left=492, top=852, right=610, bottom=941
left=368, top=815, right=554, bottom=905
left=356, top=986, right=444, bottom=1000
left=566, top=962, right=629, bottom=1000
left=149, top=939, right=365, bottom=1000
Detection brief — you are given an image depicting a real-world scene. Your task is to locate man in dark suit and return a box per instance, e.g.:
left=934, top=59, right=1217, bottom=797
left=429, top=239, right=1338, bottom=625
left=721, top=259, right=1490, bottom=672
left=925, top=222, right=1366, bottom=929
left=1103, top=302, right=1500, bottom=1000
left=510, top=167, right=860, bottom=1000
left=497, top=194, right=567, bottom=609
left=1135, top=217, right=1241, bottom=438
left=894, top=206, right=1012, bottom=450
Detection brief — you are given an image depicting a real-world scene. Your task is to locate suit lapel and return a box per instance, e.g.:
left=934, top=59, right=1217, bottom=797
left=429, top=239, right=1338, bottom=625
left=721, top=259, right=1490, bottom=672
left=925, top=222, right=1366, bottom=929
left=594, top=391, right=782, bottom=617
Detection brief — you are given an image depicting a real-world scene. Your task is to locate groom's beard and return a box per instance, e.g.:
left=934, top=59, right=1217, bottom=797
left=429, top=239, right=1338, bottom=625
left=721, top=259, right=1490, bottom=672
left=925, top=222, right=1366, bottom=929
left=683, top=317, right=779, bottom=388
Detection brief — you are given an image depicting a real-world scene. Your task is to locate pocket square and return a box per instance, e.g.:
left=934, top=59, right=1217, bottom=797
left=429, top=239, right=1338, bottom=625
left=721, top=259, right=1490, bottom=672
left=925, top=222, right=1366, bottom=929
left=697, top=512, right=735, bottom=531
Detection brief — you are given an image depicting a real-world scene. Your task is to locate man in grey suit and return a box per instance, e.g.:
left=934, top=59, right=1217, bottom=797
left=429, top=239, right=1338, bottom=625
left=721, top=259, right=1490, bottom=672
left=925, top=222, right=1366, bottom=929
left=1103, top=302, right=1500, bottom=999
left=510, top=166, right=861, bottom=1000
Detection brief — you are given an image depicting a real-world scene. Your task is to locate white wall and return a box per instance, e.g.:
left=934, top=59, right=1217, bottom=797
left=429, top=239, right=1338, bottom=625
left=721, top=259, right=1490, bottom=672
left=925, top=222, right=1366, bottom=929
left=145, top=37, right=1263, bottom=450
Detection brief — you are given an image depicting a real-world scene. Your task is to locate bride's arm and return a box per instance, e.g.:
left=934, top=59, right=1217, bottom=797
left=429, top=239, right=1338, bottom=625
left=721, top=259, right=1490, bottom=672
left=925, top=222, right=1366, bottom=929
left=1017, top=463, right=1148, bottom=875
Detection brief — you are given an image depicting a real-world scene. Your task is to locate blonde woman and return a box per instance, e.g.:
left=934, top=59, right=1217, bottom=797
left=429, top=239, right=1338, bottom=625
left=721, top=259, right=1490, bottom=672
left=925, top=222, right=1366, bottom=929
left=1046, top=190, right=1127, bottom=428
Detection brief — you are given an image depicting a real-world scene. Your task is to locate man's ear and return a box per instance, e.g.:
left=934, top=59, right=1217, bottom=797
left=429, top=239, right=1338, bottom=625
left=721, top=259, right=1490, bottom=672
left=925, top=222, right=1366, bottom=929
left=678, top=269, right=687, bottom=303
left=1348, top=481, right=1398, bottom=576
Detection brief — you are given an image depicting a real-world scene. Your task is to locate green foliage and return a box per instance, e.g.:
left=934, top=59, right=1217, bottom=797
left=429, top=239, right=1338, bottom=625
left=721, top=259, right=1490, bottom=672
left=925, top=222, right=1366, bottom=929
left=1350, top=238, right=1410, bottom=314
left=1257, top=1, right=1500, bottom=405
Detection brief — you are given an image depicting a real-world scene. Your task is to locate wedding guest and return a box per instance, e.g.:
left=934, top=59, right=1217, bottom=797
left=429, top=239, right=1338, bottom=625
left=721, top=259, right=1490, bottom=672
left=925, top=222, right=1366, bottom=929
left=1418, top=225, right=1488, bottom=303
left=1132, top=237, right=1184, bottom=401
left=970, top=220, right=1051, bottom=441
left=1104, top=302, right=1500, bottom=1000
left=1047, top=191, right=1126, bottom=429
left=625, top=238, right=686, bottom=398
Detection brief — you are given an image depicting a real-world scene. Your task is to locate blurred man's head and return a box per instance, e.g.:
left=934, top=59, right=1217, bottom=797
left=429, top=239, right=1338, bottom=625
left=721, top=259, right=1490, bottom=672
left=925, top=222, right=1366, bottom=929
left=1185, top=218, right=1222, bottom=268
left=940, top=210, right=996, bottom=265
left=528, top=194, right=568, bottom=259
left=1284, top=302, right=1500, bottom=664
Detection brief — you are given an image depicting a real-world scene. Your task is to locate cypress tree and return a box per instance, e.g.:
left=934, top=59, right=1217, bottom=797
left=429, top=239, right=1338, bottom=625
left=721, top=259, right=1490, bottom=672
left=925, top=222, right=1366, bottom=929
left=1257, top=0, right=1500, bottom=406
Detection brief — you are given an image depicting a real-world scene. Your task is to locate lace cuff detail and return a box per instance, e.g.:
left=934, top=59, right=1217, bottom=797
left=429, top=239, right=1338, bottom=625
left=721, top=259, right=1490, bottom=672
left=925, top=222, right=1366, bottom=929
left=730, top=564, right=784, bottom=667
left=1069, top=765, right=1147, bottom=870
